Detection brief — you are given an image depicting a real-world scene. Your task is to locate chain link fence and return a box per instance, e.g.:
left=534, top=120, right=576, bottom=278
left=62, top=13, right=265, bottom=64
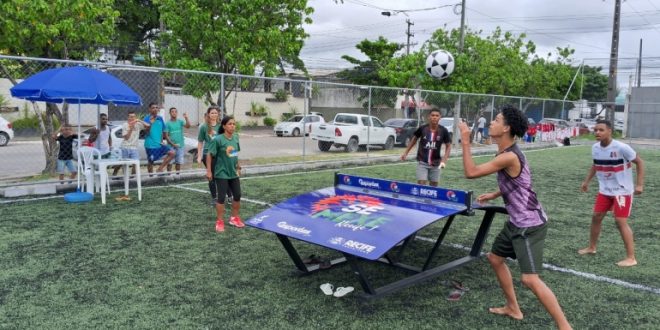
left=1, top=55, right=588, bottom=191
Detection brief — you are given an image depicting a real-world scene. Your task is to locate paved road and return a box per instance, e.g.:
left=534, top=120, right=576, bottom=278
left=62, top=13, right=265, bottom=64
left=0, top=129, right=332, bottom=180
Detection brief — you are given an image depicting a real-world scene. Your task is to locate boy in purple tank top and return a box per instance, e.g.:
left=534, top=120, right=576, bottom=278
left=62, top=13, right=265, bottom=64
left=458, top=106, right=571, bottom=330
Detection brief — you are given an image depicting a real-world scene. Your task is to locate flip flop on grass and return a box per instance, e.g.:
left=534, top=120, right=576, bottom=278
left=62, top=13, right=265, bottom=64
left=303, top=254, right=323, bottom=264
left=446, top=289, right=466, bottom=301
left=333, top=286, right=354, bottom=298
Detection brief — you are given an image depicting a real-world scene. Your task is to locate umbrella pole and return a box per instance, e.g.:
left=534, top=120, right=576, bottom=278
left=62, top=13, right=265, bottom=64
left=77, top=102, right=82, bottom=190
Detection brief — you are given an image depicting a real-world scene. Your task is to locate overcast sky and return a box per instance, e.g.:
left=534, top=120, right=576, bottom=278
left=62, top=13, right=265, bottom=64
left=300, top=0, right=660, bottom=87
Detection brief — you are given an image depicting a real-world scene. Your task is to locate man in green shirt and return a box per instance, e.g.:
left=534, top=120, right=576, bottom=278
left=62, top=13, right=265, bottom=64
left=165, top=107, right=191, bottom=174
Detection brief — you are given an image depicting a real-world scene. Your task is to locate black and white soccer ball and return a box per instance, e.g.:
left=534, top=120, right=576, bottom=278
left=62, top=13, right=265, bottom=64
left=425, top=50, right=455, bottom=80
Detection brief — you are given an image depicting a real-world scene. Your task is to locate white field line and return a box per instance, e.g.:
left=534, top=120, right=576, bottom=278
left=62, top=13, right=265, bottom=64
left=170, top=185, right=660, bottom=296
left=413, top=236, right=660, bottom=295
left=172, top=184, right=272, bottom=206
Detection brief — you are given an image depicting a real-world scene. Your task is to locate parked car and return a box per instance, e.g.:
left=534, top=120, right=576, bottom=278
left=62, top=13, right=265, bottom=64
left=440, top=117, right=456, bottom=141
left=274, top=114, right=325, bottom=137
left=570, top=118, right=597, bottom=132
left=72, top=123, right=198, bottom=162
left=614, top=119, right=624, bottom=132
left=0, top=115, right=14, bottom=146
left=384, top=118, right=419, bottom=146
left=310, top=113, right=396, bottom=152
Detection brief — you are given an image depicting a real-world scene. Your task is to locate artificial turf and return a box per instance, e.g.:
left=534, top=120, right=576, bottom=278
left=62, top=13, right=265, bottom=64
left=0, top=145, right=658, bottom=329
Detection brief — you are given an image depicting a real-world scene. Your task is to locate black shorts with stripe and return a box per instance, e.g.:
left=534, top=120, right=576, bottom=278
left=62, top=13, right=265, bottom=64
left=491, top=221, right=547, bottom=274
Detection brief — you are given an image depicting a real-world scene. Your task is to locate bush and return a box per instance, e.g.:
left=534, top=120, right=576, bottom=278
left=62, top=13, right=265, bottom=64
left=281, top=106, right=299, bottom=121
left=263, top=117, right=277, bottom=127
left=249, top=102, right=269, bottom=116
left=274, top=89, right=288, bottom=102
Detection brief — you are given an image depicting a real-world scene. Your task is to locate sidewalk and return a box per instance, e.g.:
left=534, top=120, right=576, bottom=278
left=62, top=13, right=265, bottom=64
left=0, top=141, right=560, bottom=198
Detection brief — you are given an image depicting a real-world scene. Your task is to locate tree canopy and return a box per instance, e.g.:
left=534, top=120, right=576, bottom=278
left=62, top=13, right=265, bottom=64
left=0, top=0, right=118, bottom=60
left=155, top=0, right=313, bottom=106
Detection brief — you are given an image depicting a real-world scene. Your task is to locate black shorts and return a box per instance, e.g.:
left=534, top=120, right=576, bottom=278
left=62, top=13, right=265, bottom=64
left=214, top=178, right=241, bottom=204
left=491, top=222, right=547, bottom=274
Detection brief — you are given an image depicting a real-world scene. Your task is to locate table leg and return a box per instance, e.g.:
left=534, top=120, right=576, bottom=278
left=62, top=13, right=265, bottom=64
left=123, top=164, right=129, bottom=196
left=100, top=165, right=107, bottom=205
left=136, top=161, right=142, bottom=201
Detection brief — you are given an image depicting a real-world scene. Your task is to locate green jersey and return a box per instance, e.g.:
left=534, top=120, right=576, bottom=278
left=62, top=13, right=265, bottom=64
left=197, top=123, right=221, bottom=154
left=166, top=119, right=185, bottom=147
left=208, top=133, right=241, bottom=179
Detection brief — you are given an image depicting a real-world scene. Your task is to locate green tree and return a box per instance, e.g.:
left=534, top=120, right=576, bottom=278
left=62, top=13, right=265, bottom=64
left=155, top=0, right=313, bottom=110
left=337, top=36, right=402, bottom=110
left=580, top=65, right=608, bottom=102
left=113, top=0, right=160, bottom=62
left=0, top=0, right=119, bottom=174
left=380, top=27, right=583, bottom=114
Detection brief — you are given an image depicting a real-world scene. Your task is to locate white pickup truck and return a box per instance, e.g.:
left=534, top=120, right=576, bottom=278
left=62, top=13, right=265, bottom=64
left=310, top=113, right=396, bottom=152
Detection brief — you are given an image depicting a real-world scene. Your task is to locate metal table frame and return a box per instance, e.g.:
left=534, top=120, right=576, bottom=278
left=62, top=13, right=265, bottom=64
left=274, top=205, right=507, bottom=300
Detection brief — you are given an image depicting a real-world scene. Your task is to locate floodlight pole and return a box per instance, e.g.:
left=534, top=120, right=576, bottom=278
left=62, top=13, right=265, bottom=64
left=458, top=0, right=466, bottom=53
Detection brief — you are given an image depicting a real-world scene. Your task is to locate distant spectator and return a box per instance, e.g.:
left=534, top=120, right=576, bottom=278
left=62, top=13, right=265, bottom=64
left=53, top=125, right=78, bottom=182
left=166, top=107, right=191, bottom=174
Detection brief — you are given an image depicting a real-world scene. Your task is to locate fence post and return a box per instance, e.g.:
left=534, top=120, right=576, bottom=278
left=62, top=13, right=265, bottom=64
left=220, top=74, right=225, bottom=116
left=367, top=86, right=372, bottom=157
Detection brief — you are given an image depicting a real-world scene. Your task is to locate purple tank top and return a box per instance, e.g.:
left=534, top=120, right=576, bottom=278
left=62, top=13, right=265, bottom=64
left=496, top=144, right=547, bottom=228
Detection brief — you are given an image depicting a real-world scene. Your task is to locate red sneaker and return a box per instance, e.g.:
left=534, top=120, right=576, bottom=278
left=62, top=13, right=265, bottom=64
left=215, top=219, right=225, bottom=232
left=229, top=216, right=245, bottom=228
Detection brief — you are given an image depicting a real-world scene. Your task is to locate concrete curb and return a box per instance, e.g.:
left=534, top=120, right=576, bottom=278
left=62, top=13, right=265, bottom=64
left=1, top=142, right=561, bottom=198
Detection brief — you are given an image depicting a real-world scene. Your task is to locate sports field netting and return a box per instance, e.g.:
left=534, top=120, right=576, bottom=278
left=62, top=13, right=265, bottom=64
left=0, top=145, right=658, bottom=329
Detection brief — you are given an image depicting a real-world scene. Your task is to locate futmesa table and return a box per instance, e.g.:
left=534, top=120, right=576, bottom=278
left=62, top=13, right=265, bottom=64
left=246, top=173, right=507, bottom=299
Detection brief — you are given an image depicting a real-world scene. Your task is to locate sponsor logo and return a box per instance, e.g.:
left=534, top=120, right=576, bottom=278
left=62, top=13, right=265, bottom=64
left=276, top=221, right=311, bottom=236
left=411, top=187, right=419, bottom=196
left=358, top=179, right=380, bottom=189
left=342, top=175, right=351, bottom=185
left=248, top=215, right=269, bottom=225
left=390, top=182, right=399, bottom=192
left=446, top=190, right=457, bottom=202
left=311, top=195, right=392, bottom=231
left=342, top=239, right=376, bottom=254
left=419, top=187, right=438, bottom=198
left=329, top=236, right=345, bottom=245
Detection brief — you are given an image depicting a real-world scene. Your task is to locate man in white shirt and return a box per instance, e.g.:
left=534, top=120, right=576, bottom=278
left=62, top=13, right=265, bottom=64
left=93, top=113, right=112, bottom=158
left=475, top=113, right=487, bottom=143
left=578, top=120, right=645, bottom=267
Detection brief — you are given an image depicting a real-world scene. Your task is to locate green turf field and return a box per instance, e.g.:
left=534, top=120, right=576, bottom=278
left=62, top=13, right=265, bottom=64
left=1, top=145, right=658, bottom=329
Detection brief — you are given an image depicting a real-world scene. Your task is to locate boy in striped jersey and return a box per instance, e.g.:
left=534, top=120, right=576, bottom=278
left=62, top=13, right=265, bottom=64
left=578, top=119, right=645, bottom=267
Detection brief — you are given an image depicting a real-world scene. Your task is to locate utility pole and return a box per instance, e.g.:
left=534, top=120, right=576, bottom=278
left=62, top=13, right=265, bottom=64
left=605, top=0, right=621, bottom=123
left=405, top=19, right=414, bottom=55
left=637, top=39, right=642, bottom=87
left=458, top=0, right=466, bottom=53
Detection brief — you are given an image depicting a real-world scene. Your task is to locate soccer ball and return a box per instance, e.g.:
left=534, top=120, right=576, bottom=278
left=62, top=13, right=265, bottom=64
left=425, top=50, right=455, bottom=79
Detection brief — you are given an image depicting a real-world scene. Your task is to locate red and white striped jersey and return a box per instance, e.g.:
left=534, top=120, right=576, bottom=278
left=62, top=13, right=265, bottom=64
left=591, top=140, right=637, bottom=196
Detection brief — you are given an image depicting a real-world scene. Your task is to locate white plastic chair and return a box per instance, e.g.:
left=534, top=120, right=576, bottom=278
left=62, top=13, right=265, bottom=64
left=76, top=147, right=110, bottom=194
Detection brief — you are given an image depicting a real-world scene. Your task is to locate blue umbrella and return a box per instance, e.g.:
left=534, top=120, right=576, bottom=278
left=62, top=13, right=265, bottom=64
left=10, top=65, right=142, bottom=202
left=10, top=65, right=142, bottom=105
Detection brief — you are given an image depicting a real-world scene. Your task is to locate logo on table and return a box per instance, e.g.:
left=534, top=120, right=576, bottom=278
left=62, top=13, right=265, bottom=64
left=342, top=175, right=351, bottom=185
left=248, top=215, right=269, bottom=225
left=276, top=221, right=311, bottom=236
left=329, top=236, right=345, bottom=245
left=419, top=188, right=438, bottom=198
left=389, top=182, right=399, bottom=192
left=342, top=239, right=376, bottom=254
left=446, top=190, right=457, bottom=202
left=311, top=195, right=392, bottom=231
left=358, top=179, right=380, bottom=189
left=327, top=237, right=376, bottom=254
left=411, top=187, right=419, bottom=196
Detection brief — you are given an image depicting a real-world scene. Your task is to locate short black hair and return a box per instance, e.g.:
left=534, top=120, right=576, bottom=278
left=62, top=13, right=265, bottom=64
left=148, top=102, right=159, bottom=108
left=500, top=105, right=528, bottom=138
left=596, top=119, right=612, bottom=129
left=100, top=113, right=108, bottom=118
left=429, top=107, right=441, bottom=115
